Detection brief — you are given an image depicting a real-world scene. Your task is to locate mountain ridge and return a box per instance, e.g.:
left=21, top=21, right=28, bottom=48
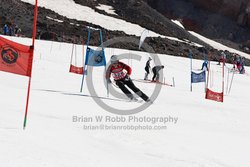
left=0, top=0, right=249, bottom=65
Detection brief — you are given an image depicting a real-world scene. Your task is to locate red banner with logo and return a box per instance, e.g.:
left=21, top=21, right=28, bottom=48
left=69, top=64, right=84, bottom=74
left=205, top=88, right=224, bottom=102
left=0, top=36, right=33, bottom=77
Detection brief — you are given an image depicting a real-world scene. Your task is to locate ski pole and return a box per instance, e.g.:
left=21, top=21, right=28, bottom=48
left=172, top=77, right=175, bottom=87
left=228, top=70, right=235, bottom=94
left=226, top=67, right=230, bottom=94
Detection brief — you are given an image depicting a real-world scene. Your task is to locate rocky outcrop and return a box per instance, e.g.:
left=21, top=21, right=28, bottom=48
left=146, top=0, right=250, bottom=47
left=191, top=0, right=250, bottom=26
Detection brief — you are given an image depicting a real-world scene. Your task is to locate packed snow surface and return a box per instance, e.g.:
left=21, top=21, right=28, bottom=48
left=0, top=35, right=250, bottom=167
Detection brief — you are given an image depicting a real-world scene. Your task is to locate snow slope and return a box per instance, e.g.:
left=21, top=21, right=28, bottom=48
left=190, top=31, right=250, bottom=59
left=20, top=0, right=161, bottom=37
left=0, top=35, right=250, bottom=167
left=171, top=20, right=250, bottom=59
left=96, top=4, right=117, bottom=16
left=20, top=0, right=204, bottom=47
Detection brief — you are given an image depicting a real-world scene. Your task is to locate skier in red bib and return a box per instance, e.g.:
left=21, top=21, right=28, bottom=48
left=106, top=55, right=150, bottom=102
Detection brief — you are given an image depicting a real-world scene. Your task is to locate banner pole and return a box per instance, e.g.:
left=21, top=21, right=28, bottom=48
left=75, top=37, right=77, bottom=66
left=205, top=52, right=211, bottom=99
left=226, top=68, right=230, bottom=94
left=70, top=43, right=74, bottom=65
left=190, top=51, right=193, bottom=92
left=99, top=30, right=108, bottom=97
left=228, top=70, right=235, bottom=94
left=204, top=71, right=206, bottom=93
left=222, top=58, right=225, bottom=102
left=82, top=35, right=85, bottom=76
left=80, top=29, right=90, bottom=92
left=23, top=0, right=38, bottom=129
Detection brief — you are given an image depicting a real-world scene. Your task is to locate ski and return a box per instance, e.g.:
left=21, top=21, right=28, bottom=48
left=128, top=98, right=144, bottom=103
left=133, top=79, right=173, bottom=87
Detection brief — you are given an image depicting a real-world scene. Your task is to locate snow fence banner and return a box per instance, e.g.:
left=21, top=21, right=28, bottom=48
left=205, top=88, right=224, bottom=102
left=191, top=71, right=206, bottom=83
left=0, top=36, right=33, bottom=77
left=85, top=47, right=106, bottom=67
left=69, top=42, right=84, bottom=75
left=69, top=64, right=84, bottom=74
left=205, top=52, right=225, bottom=103
left=0, top=0, right=38, bottom=129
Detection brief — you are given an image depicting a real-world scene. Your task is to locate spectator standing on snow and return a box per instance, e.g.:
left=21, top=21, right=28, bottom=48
left=201, top=59, right=208, bottom=71
left=239, top=57, right=245, bottom=74
left=241, top=56, right=246, bottom=66
left=3, top=24, right=9, bottom=35
left=218, top=51, right=226, bottom=65
left=152, top=65, right=164, bottom=82
left=14, top=25, right=21, bottom=37
left=144, top=57, right=152, bottom=80
left=232, top=54, right=238, bottom=70
left=236, top=56, right=242, bottom=72
left=8, top=25, right=13, bottom=36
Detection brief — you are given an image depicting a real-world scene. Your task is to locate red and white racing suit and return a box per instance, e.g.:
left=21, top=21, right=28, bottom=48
left=106, top=61, right=149, bottom=101
left=106, top=62, right=131, bottom=81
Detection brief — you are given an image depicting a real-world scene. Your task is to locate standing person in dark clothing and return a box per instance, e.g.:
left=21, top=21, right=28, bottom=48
left=14, top=25, right=21, bottom=37
left=152, top=65, right=164, bottom=82
left=217, top=51, right=226, bottom=65
left=106, top=55, right=150, bottom=102
left=8, top=25, right=13, bottom=36
left=3, top=24, right=9, bottom=35
left=239, top=56, right=245, bottom=74
left=232, top=53, right=238, bottom=70
left=144, top=57, right=152, bottom=80
left=201, top=60, right=208, bottom=71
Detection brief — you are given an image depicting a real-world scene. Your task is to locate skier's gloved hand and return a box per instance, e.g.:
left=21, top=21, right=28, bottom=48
left=107, top=78, right=112, bottom=84
left=124, top=75, right=130, bottom=81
